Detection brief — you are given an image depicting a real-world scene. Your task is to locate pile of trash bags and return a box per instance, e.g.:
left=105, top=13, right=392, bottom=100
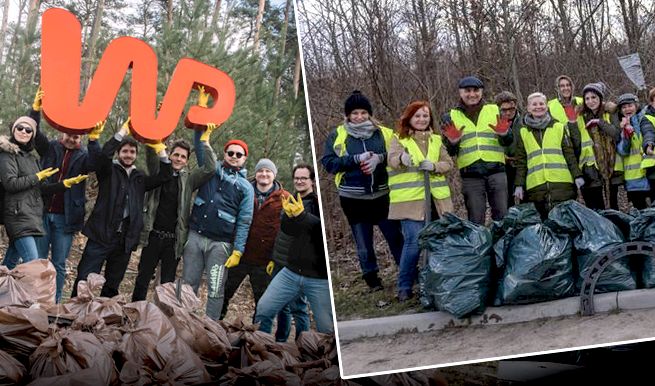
left=419, top=200, right=655, bottom=319
left=0, top=259, right=448, bottom=385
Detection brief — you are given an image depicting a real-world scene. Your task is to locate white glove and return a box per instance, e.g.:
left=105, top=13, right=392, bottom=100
left=514, top=186, right=524, bottom=200
left=400, top=152, right=412, bottom=167
left=418, top=159, right=435, bottom=172
left=575, top=177, right=585, bottom=189
left=354, top=151, right=373, bottom=163
left=361, top=153, right=382, bottom=174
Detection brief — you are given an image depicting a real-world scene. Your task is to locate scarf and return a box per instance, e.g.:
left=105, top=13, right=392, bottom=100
left=344, top=120, right=378, bottom=140
left=10, top=135, right=34, bottom=152
left=523, top=113, right=552, bottom=130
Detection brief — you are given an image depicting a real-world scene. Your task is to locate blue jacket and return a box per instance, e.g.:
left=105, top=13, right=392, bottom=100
left=191, top=132, right=254, bottom=252
left=617, top=112, right=650, bottom=192
left=321, top=126, right=389, bottom=196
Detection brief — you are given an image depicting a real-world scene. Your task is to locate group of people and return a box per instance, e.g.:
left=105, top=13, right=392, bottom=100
left=0, top=86, right=334, bottom=340
left=323, top=76, right=655, bottom=302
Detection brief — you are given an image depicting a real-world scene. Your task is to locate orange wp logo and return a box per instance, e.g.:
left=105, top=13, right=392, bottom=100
left=40, top=8, right=236, bottom=141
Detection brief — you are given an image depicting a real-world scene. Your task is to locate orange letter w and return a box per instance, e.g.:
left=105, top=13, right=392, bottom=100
left=40, top=8, right=235, bottom=141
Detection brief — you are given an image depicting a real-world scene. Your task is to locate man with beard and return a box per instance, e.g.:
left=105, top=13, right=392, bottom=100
left=71, top=119, right=172, bottom=298
left=220, top=158, right=289, bottom=319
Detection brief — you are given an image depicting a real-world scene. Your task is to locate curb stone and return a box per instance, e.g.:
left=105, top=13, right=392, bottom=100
left=337, top=288, right=655, bottom=342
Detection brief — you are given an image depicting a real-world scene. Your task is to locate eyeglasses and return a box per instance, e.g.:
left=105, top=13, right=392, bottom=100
left=500, top=107, right=516, bottom=113
left=15, top=125, right=33, bottom=134
left=226, top=151, right=244, bottom=159
left=294, top=176, right=310, bottom=182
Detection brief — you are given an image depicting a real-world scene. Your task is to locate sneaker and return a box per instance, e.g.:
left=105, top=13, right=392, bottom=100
left=398, top=289, right=414, bottom=302
left=363, top=272, right=384, bottom=292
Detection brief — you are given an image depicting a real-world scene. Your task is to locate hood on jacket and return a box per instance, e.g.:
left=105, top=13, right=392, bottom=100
left=0, top=135, right=20, bottom=155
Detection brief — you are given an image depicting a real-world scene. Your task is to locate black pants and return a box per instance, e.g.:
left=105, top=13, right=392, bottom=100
left=609, top=183, right=620, bottom=211
left=220, top=260, right=271, bottom=319
left=581, top=186, right=606, bottom=210
left=131, top=231, right=178, bottom=302
left=506, top=163, right=518, bottom=209
left=72, top=236, right=130, bottom=298
left=627, top=191, right=650, bottom=210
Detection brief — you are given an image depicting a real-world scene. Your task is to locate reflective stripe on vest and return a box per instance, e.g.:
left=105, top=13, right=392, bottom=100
left=450, top=104, right=504, bottom=169
left=389, top=134, right=450, bottom=203
left=332, top=124, right=394, bottom=187
left=641, top=115, right=655, bottom=170
left=520, top=123, right=573, bottom=190
left=548, top=97, right=583, bottom=124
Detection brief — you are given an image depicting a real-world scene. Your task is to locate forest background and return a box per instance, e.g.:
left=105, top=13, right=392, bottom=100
left=0, top=0, right=311, bottom=188
left=297, top=0, right=655, bottom=317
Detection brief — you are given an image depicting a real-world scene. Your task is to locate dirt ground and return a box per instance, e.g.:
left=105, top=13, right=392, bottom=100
left=339, top=307, right=655, bottom=377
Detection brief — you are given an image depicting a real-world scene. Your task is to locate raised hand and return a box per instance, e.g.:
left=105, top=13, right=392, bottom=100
left=489, top=114, right=510, bottom=135
left=32, top=86, right=44, bottom=112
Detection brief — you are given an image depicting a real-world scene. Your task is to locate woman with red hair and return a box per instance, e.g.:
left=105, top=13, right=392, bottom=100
left=387, top=101, right=454, bottom=301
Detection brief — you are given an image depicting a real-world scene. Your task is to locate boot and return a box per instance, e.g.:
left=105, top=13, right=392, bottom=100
left=398, top=288, right=414, bottom=302
left=363, top=272, right=383, bottom=292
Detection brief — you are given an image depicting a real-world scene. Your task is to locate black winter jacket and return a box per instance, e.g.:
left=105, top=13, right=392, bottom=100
left=82, top=136, right=172, bottom=253
left=271, top=192, right=327, bottom=279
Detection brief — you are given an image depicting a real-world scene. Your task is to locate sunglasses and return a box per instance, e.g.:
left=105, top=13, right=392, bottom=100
left=15, top=125, right=33, bottom=134
left=226, top=150, right=244, bottom=159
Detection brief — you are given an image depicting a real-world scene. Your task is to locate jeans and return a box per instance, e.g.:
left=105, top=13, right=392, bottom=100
left=36, top=213, right=74, bottom=303
left=255, top=268, right=333, bottom=335
left=132, top=231, right=178, bottom=302
left=72, top=236, right=131, bottom=298
left=3, top=236, right=40, bottom=269
left=350, top=218, right=403, bottom=275
left=462, top=173, right=508, bottom=225
left=270, top=265, right=310, bottom=342
left=182, top=231, right=230, bottom=321
left=221, top=260, right=271, bottom=319
left=397, top=220, right=424, bottom=292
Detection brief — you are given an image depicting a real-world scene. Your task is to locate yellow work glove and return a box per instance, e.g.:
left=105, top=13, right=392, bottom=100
left=225, top=250, right=242, bottom=268
left=266, top=261, right=274, bottom=276
left=32, top=86, right=44, bottom=111
left=88, top=121, right=105, bottom=141
left=63, top=174, right=89, bottom=188
left=199, top=122, right=216, bottom=142
left=283, top=193, right=305, bottom=217
left=36, top=167, right=59, bottom=181
left=145, top=141, right=166, bottom=154
left=197, top=85, right=210, bottom=108
left=120, top=117, right=131, bottom=136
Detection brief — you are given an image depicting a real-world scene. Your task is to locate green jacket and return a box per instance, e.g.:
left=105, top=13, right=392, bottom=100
left=140, top=140, right=217, bottom=258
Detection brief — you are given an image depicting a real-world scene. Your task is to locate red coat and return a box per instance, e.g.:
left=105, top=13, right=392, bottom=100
left=243, top=181, right=290, bottom=266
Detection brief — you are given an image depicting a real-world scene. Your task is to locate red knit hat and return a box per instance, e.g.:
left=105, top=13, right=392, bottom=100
left=224, top=139, right=248, bottom=156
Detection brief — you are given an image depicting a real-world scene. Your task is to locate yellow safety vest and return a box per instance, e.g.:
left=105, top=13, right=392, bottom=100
left=520, top=123, right=573, bottom=190
left=623, top=130, right=647, bottom=181
left=451, top=104, right=504, bottom=169
left=548, top=97, right=583, bottom=124
left=332, top=124, right=394, bottom=187
left=576, top=112, right=612, bottom=169
left=389, top=134, right=450, bottom=202
left=641, top=115, right=655, bottom=169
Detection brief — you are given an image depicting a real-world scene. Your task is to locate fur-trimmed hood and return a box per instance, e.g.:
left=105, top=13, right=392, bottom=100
left=0, top=135, right=19, bottom=154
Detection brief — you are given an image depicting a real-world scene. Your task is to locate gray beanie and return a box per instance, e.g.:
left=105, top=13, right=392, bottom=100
left=617, top=93, right=639, bottom=108
left=255, top=158, right=277, bottom=176
left=582, top=82, right=605, bottom=100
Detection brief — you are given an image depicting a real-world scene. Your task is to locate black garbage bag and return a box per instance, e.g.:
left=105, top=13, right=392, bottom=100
left=547, top=200, right=636, bottom=293
left=497, top=224, right=575, bottom=304
left=493, top=203, right=543, bottom=268
left=629, top=208, right=655, bottom=288
left=600, top=209, right=637, bottom=240
left=418, top=213, right=492, bottom=318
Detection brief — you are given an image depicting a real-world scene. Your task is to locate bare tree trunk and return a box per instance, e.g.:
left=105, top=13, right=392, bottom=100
left=82, top=0, right=105, bottom=91
left=210, top=0, right=221, bottom=31
left=167, top=0, right=173, bottom=25
left=0, top=0, right=9, bottom=65
left=253, top=0, right=265, bottom=52
left=293, top=49, right=301, bottom=99
left=273, top=0, right=291, bottom=101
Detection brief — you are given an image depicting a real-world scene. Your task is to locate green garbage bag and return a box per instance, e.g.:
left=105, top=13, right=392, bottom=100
left=418, top=213, right=492, bottom=318
left=546, top=200, right=636, bottom=293
left=493, top=203, right=543, bottom=268
left=600, top=209, right=637, bottom=240
left=629, top=208, right=655, bottom=288
left=497, top=224, right=574, bottom=304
